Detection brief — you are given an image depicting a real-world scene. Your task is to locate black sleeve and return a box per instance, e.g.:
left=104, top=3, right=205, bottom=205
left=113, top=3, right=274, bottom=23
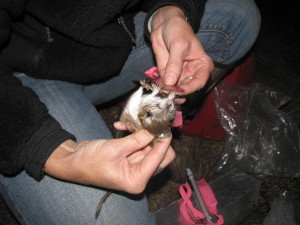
left=142, top=0, right=207, bottom=38
left=0, top=0, right=27, bottom=43
left=0, top=65, right=75, bottom=181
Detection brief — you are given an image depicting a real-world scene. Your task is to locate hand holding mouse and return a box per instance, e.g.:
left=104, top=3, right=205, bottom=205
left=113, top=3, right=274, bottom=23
left=44, top=129, right=175, bottom=194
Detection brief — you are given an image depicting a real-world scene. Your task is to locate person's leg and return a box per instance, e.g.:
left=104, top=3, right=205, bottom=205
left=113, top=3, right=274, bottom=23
left=0, top=73, right=155, bottom=225
left=198, top=0, right=261, bottom=66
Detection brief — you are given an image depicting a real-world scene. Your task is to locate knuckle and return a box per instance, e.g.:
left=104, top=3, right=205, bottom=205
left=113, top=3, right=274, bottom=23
left=132, top=131, right=147, bottom=146
left=167, top=61, right=181, bottom=71
left=171, top=37, right=189, bottom=48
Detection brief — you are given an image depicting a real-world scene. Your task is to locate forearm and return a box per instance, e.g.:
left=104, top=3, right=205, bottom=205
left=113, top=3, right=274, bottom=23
left=44, top=139, right=80, bottom=180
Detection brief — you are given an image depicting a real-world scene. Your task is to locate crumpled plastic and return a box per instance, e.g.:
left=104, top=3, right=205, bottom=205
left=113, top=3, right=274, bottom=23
left=214, top=82, right=300, bottom=177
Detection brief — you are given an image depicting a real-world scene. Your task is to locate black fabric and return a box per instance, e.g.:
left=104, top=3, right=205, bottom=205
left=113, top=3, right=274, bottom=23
left=0, top=0, right=27, bottom=44
left=0, top=68, right=75, bottom=179
left=0, top=13, right=134, bottom=84
left=25, top=0, right=140, bottom=47
left=22, top=119, right=75, bottom=181
left=1, top=0, right=205, bottom=84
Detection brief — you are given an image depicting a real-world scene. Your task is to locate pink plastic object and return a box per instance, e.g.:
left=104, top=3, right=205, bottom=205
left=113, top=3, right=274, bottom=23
left=179, top=180, right=224, bottom=225
left=144, top=67, right=185, bottom=92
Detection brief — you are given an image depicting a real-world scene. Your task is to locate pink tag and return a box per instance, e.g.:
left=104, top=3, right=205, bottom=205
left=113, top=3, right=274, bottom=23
left=144, top=67, right=185, bottom=92
left=144, top=67, right=160, bottom=79
left=172, top=110, right=183, bottom=128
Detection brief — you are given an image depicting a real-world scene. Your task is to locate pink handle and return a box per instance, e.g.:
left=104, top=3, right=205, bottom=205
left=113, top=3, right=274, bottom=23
left=179, top=180, right=224, bottom=225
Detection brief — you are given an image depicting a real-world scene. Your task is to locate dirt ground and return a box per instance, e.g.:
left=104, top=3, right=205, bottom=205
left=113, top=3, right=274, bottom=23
left=1, top=0, right=300, bottom=224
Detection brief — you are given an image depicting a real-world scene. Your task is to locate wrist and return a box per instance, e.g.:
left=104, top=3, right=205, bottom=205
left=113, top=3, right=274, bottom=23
left=150, top=6, right=186, bottom=32
left=44, top=139, right=79, bottom=178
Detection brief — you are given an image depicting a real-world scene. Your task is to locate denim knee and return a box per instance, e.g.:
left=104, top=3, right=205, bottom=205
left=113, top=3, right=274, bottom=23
left=199, top=0, right=261, bottom=65
left=227, top=0, right=261, bottom=43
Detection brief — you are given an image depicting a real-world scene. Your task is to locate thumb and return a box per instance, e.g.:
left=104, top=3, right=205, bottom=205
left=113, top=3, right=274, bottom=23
left=120, top=129, right=155, bottom=155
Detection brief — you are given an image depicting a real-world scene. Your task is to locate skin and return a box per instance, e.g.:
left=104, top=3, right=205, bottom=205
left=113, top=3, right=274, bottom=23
left=44, top=6, right=212, bottom=194
left=150, top=6, right=213, bottom=101
left=45, top=129, right=175, bottom=194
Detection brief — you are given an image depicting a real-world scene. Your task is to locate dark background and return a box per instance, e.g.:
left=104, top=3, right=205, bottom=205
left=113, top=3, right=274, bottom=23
left=1, top=0, right=300, bottom=224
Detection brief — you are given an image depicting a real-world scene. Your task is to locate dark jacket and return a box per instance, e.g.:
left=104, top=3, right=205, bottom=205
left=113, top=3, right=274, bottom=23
left=0, top=0, right=206, bottom=180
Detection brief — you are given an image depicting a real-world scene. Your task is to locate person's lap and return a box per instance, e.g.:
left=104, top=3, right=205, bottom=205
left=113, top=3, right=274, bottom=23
left=0, top=171, right=152, bottom=225
left=0, top=0, right=260, bottom=224
left=0, top=74, right=155, bottom=225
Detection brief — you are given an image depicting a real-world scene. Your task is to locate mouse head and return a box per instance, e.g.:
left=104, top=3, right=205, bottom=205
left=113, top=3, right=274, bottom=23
left=138, top=80, right=176, bottom=138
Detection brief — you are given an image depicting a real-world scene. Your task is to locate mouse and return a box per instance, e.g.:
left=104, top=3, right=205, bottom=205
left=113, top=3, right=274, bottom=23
left=120, top=79, right=176, bottom=141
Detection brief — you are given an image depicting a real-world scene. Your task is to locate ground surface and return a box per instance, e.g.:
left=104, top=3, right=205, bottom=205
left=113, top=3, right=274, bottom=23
left=1, top=1, right=300, bottom=224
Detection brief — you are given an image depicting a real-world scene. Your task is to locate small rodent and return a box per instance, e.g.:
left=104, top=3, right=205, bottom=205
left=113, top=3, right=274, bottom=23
left=120, top=79, right=176, bottom=140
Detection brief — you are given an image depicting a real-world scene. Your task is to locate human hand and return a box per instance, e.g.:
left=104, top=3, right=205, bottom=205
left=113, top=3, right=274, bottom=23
left=150, top=6, right=214, bottom=97
left=44, top=129, right=175, bottom=194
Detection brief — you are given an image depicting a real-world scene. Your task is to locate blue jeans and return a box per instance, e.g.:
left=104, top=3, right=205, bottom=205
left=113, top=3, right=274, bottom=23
left=0, top=0, right=260, bottom=224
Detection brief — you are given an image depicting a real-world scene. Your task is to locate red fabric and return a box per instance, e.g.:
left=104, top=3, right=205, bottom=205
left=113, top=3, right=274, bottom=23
left=181, top=55, right=255, bottom=140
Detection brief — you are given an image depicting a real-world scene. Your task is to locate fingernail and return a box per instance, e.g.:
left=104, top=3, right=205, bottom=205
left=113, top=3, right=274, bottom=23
left=165, top=73, right=177, bottom=85
left=114, top=121, right=124, bottom=126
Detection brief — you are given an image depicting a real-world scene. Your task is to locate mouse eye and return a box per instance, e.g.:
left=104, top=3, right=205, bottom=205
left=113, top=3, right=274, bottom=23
left=146, top=111, right=152, bottom=117
left=142, top=88, right=153, bottom=95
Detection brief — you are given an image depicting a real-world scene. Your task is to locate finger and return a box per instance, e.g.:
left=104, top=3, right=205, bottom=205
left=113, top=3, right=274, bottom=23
left=114, top=121, right=135, bottom=132
left=113, top=121, right=126, bottom=130
left=179, top=66, right=211, bottom=94
left=174, top=97, right=186, bottom=105
left=150, top=31, right=169, bottom=78
left=119, top=129, right=155, bottom=156
left=154, top=146, right=176, bottom=175
left=179, top=75, right=194, bottom=86
left=128, top=146, right=153, bottom=162
left=164, top=40, right=189, bottom=86
left=140, top=136, right=172, bottom=178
